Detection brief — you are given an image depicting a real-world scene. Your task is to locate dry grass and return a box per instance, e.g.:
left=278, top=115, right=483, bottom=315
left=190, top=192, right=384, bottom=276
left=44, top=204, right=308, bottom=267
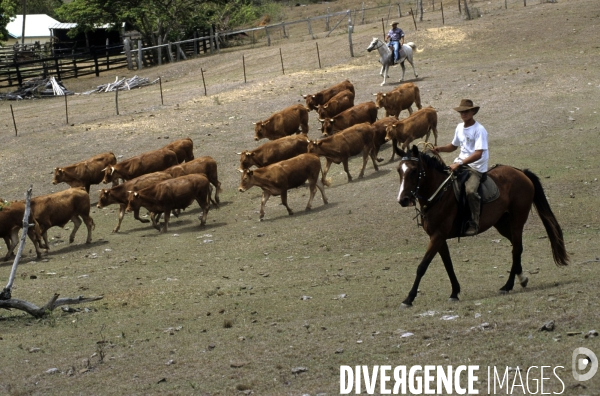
left=1, top=0, right=599, bottom=394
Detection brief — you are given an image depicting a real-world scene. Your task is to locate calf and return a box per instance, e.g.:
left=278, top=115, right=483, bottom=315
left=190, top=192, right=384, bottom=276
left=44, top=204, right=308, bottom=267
left=125, top=174, right=211, bottom=233
left=102, top=147, right=178, bottom=184
left=238, top=153, right=328, bottom=220
left=0, top=200, right=42, bottom=260
left=316, top=89, right=355, bottom=119
left=163, top=156, right=222, bottom=204
left=53, top=152, right=117, bottom=193
left=254, top=104, right=309, bottom=141
left=385, top=107, right=438, bottom=152
left=303, top=80, right=355, bottom=111
left=308, top=123, right=379, bottom=183
left=238, top=134, right=309, bottom=170
left=374, top=82, right=422, bottom=118
left=372, top=116, right=399, bottom=162
left=31, top=188, right=95, bottom=252
left=97, top=172, right=173, bottom=232
left=164, top=138, right=194, bottom=163
left=320, top=102, right=378, bottom=136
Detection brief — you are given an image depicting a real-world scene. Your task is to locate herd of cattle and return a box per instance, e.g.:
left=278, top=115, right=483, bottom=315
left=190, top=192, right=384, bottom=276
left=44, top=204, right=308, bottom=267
left=0, top=79, right=439, bottom=261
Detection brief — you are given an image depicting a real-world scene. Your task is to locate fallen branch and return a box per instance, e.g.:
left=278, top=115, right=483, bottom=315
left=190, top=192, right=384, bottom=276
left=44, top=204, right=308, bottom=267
left=0, top=294, right=103, bottom=318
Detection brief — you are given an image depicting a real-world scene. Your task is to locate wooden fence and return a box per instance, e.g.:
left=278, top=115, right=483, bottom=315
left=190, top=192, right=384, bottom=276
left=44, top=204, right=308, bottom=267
left=0, top=45, right=128, bottom=89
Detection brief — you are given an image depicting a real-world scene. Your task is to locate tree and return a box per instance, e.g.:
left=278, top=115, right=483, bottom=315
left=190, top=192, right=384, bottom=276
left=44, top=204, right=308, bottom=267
left=0, top=0, right=19, bottom=43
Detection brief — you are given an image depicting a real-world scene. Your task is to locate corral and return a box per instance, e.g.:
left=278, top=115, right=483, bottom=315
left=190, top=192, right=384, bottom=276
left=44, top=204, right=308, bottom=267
left=0, top=0, right=599, bottom=394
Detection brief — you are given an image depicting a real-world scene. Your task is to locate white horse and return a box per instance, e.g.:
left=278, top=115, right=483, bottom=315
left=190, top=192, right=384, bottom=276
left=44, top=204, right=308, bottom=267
left=366, top=37, right=418, bottom=86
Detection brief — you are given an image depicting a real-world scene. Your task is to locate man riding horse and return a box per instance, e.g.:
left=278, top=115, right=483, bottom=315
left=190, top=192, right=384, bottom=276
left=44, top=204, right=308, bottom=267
left=385, top=21, right=404, bottom=64
left=432, top=99, right=489, bottom=236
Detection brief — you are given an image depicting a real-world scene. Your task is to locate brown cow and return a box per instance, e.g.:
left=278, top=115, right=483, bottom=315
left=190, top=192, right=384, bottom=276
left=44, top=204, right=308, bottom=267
left=385, top=107, right=438, bottom=152
left=372, top=116, right=399, bottom=162
left=238, top=153, right=328, bottom=220
left=125, top=174, right=211, bottom=233
left=0, top=200, right=43, bottom=260
left=254, top=104, right=309, bottom=141
left=319, top=101, right=378, bottom=136
left=307, top=123, right=379, bottom=183
left=316, top=89, right=355, bottom=119
left=102, top=147, right=179, bottom=184
left=162, top=156, right=222, bottom=204
left=97, top=172, right=174, bottom=233
left=164, top=138, right=194, bottom=163
left=303, top=80, right=355, bottom=111
left=53, top=152, right=117, bottom=193
left=31, top=187, right=95, bottom=252
left=374, top=82, right=422, bottom=118
left=238, top=134, right=309, bottom=170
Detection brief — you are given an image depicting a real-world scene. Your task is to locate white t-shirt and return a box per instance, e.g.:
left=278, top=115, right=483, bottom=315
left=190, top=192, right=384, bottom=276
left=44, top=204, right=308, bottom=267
left=451, top=121, right=489, bottom=172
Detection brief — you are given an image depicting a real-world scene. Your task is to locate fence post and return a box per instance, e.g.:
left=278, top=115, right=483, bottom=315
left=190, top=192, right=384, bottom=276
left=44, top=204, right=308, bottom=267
left=158, top=36, right=162, bottom=66
left=215, top=32, right=220, bottom=53
left=137, top=40, right=143, bottom=70
left=347, top=11, right=354, bottom=57
left=54, top=57, right=61, bottom=81
left=92, top=47, right=100, bottom=77
left=193, top=31, right=198, bottom=56
left=410, top=8, right=418, bottom=30
left=441, top=2, right=445, bottom=25
left=316, top=42, right=322, bottom=69
left=361, top=3, right=365, bottom=25
left=458, top=0, right=461, bottom=14
left=72, top=57, right=78, bottom=78
left=325, top=8, right=330, bottom=30
left=201, top=68, right=207, bottom=96
left=209, top=25, right=214, bottom=54
left=463, top=0, right=472, bottom=19
left=420, top=0, right=424, bottom=22
left=124, top=38, right=133, bottom=70
left=15, top=64, right=22, bottom=87
left=398, top=4, right=401, bottom=18
left=167, top=42, right=174, bottom=62
left=10, top=105, right=17, bottom=136
left=115, top=87, right=119, bottom=115
left=307, top=18, right=314, bottom=40
left=282, top=22, right=287, bottom=38
left=265, top=26, right=271, bottom=46
left=279, top=48, right=285, bottom=75
left=106, top=38, right=110, bottom=70
left=242, top=55, right=247, bottom=83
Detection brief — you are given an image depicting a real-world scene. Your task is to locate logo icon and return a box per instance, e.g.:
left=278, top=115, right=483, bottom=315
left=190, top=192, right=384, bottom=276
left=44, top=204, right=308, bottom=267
left=572, top=347, right=598, bottom=382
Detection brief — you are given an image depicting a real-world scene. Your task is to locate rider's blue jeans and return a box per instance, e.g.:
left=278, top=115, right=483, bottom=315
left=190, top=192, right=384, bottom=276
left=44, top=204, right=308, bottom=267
left=389, top=41, right=400, bottom=62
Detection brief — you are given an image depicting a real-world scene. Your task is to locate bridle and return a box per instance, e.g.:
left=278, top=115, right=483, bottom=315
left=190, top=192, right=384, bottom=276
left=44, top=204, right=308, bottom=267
left=368, top=39, right=386, bottom=51
left=401, top=153, right=454, bottom=225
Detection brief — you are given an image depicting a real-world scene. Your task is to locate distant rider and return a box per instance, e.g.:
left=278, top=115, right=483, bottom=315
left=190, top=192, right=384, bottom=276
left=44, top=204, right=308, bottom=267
left=385, top=21, right=404, bottom=63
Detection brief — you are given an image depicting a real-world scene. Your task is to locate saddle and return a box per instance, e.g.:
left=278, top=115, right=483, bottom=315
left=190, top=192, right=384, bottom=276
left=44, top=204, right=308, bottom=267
left=451, top=166, right=500, bottom=204
left=451, top=166, right=500, bottom=236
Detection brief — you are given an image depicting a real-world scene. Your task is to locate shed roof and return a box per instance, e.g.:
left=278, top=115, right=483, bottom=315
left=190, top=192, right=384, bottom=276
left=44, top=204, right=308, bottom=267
left=7, top=14, right=61, bottom=38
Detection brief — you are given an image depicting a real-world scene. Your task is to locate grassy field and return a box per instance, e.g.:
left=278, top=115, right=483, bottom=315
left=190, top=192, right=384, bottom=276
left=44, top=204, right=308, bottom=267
left=1, top=0, right=599, bottom=394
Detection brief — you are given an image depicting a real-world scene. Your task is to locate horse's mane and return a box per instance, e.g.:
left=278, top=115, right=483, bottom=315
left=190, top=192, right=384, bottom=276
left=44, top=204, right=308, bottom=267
left=419, top=149, right=448, bottom=173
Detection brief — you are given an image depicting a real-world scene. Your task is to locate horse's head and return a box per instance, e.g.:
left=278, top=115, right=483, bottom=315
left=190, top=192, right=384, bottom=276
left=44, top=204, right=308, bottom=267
left=366, top=37, right=380, bottom=52
left=396, top=145, right=421, bottom=207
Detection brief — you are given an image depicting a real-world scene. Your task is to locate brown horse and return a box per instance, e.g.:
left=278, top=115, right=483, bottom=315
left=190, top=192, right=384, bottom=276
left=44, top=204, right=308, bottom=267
left=395, top=145, right=569, bottom=307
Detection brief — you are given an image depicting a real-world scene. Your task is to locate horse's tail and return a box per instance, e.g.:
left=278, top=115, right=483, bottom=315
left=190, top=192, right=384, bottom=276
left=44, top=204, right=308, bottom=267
left=524, top=169, right=569, bottom=266
left=407, top=42, right=424, bottom=53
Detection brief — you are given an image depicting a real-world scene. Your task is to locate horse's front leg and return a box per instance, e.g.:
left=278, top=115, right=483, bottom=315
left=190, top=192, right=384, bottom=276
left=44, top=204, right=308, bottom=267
left=379, top=64, right=384, bottom=77
left=402, top=233, right=446, bottom=307
left=438, top=240, right=461, bottom=301
left=381, top=65, right=387, bottom=86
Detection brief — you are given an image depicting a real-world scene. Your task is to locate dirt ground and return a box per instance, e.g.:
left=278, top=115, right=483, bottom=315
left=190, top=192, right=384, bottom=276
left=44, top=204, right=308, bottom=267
left=1, top=0, right=599, bottom=394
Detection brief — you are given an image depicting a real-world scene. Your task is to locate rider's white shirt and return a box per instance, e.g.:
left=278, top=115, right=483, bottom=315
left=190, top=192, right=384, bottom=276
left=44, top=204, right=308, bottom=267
left=452, top=121, right=489, bottom=172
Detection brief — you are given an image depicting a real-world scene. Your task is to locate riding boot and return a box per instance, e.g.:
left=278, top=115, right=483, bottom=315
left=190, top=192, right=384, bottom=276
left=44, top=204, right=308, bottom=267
left=464, top=169, right=483, bottom=236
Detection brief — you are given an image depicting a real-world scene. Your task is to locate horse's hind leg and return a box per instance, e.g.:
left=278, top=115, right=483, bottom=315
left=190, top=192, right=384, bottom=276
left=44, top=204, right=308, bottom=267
left=493, top=213, right=527, bottom=293
left=400, top=63, right=406, bottom=82
left=408, top=57, right=418, bottom=78
left=439, top=240, right=461, bottom=301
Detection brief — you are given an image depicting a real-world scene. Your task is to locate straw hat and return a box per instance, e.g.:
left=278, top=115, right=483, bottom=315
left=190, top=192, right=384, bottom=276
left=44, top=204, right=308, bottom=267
left=453, top=99, right=480, bottom=115
left=390, top=21, right=399, bottom=26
